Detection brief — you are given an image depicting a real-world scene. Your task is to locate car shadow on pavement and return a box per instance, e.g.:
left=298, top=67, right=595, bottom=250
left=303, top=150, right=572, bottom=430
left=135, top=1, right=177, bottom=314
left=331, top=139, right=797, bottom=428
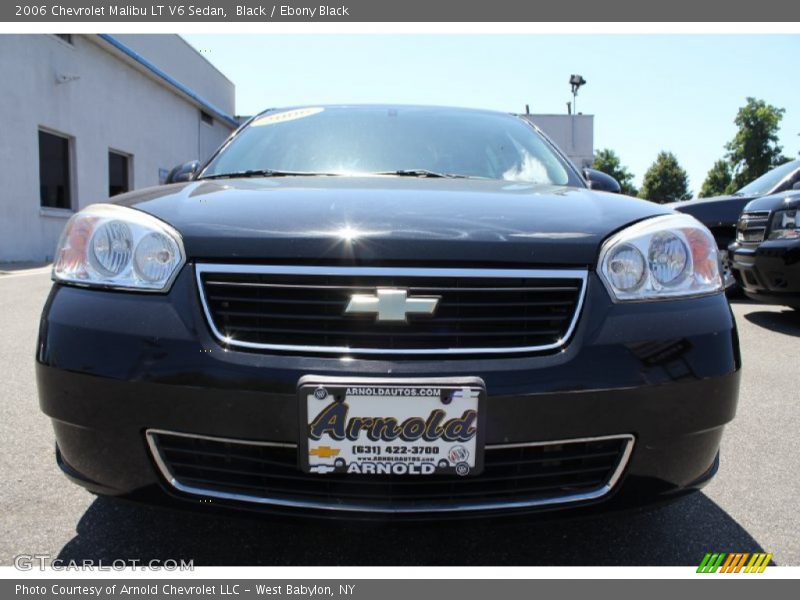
left=742, top=309, right=800, bottom=337
left=56, top=492, right=766, bottom=566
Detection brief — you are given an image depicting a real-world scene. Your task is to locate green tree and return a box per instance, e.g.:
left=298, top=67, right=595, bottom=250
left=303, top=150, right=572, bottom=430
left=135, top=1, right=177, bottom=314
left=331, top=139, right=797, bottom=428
left=699, top=159, right=733, bottom=198
left=592, top=148, right=639, bottom=196
left=639, top=151, right=690, bottom=203
left=726, top=97, right=787, bottom=190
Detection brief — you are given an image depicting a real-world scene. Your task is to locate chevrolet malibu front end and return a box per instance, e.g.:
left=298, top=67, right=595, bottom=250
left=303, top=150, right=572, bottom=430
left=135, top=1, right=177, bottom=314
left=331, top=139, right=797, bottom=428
left=37, top=105, right=740, bottom=518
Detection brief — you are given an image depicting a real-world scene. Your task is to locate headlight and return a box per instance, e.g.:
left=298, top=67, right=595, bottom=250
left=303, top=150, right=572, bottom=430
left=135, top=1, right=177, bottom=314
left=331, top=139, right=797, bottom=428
left=599, top=214, right=722, bottom=302
left=53, top=204, right=185, bottom=291
left=767, top=209, right=798, bottom=240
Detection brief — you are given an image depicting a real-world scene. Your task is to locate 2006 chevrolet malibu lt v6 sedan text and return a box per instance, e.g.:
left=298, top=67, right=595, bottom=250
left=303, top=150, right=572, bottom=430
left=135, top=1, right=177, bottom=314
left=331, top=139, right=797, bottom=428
left=36, top=105, right=740, bottom=518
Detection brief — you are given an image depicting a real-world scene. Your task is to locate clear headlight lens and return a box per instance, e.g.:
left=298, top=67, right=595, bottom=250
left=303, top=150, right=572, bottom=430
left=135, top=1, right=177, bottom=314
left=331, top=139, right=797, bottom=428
left=599, top=214, right=722, bottom=302
left=89, top=221, right=133, bottom=276
left=768, top=209, right=798, bottom=240
left=134, top=232, right=182, bottom=283
left=53, top=204, right=185, bottom=291
left=648, top=231, right=688, bottom=285
left=606, top=244, right=646, bottom=291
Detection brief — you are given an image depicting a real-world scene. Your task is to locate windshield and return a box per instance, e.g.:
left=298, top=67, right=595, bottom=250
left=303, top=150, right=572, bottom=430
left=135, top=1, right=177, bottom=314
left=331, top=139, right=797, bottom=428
left=736, top=160, right=800, bottom=196
left=201, top=106, right=578, bottom=186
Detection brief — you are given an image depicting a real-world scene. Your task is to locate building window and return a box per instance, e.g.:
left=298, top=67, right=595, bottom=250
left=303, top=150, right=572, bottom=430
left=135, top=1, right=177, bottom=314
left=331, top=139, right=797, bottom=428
left=108, top=151, right=131, bottom=197
left=38, top=130, right=72, bottom=210
left=200, top=110, right=214, bottom=126
left=54, top=34, right=73, bottom=45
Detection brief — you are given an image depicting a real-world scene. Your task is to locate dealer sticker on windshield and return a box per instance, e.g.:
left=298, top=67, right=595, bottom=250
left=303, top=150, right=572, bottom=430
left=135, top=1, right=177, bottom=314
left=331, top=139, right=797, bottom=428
left=298, top=377, right=486, bottom=477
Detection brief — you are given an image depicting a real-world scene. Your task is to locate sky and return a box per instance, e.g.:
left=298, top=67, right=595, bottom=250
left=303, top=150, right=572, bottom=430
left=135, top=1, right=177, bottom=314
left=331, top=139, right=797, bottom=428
left=183, top=34, right=800, bottom=195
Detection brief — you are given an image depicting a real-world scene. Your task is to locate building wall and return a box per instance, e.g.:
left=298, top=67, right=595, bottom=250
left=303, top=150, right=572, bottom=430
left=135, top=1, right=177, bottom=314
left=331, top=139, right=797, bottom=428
left=0, top=34, right=235, bottom=262
left=113, top=34, right=234, bottom=117
left=523, top=114, right=594, bottom=170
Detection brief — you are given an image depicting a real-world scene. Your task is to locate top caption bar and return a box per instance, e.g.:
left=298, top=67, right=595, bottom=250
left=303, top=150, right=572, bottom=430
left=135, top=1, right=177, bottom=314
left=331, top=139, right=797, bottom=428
left=3, top=0, right=800, bottom=22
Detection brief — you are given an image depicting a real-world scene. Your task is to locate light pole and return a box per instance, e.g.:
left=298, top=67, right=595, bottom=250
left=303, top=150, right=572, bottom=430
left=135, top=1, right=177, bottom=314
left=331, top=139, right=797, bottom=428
left=569, top=74, right=587, bottom=114
left=568, top=75, right=586, bottom=152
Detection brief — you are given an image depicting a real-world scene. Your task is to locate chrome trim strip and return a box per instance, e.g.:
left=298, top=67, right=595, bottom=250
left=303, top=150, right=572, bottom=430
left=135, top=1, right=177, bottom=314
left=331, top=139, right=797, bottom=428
left=146, top=429, right=634, bottom=514
left=194, top=264, right=588, bottom=355
left=146, top=428, right=296, bottom=449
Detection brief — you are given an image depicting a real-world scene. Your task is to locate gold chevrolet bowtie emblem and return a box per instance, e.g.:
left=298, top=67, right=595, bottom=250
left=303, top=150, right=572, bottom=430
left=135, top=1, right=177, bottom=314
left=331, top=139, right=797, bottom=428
left=309, top=446, right=341, bottom=458
left=344, top=288, right=440, bottom=322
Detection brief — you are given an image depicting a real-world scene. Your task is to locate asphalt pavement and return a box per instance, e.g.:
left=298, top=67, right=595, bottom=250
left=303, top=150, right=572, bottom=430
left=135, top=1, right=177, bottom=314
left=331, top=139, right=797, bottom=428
left=1, top=269, right=798, bottom=566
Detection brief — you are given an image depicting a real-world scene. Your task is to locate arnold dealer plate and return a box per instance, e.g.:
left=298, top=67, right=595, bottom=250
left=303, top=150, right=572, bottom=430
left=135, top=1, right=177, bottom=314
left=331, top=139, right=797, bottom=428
left=298, top=376, right=486, bottom=477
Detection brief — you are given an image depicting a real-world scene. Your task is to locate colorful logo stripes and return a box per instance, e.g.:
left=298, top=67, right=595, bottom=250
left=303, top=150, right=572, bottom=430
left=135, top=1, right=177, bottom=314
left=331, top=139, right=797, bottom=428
left=697, top=552, right=773, bottom=573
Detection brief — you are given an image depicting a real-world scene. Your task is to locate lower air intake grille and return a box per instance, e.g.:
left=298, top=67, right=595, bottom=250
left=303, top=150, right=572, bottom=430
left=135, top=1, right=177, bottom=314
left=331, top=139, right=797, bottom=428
left=147, top=430, right=633, bottom=514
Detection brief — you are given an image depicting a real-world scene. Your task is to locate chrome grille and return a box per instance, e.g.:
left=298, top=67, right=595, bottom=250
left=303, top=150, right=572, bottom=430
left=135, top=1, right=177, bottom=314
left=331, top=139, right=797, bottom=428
left=196, top=265, right=587, bottom=355
left=736, top=210, right=771, bottom=243
left=147, top=430, right=634, bottom=513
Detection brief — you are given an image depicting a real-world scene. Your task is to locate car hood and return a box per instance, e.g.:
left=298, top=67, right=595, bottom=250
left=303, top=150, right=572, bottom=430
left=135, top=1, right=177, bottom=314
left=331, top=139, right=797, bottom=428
left=670, top=193, right=757, bottom=228
left=113, top=177, right=671, bottom=266
left=742, top=191, right=800, bottom=213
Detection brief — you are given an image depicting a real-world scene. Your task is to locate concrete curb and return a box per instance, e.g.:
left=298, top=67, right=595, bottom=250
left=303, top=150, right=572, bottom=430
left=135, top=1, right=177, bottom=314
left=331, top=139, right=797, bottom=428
left=0, top=263, right=52, bottom=277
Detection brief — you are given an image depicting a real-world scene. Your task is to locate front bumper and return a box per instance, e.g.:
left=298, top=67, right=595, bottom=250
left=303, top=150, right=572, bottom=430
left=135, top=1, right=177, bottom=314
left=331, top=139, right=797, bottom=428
left=729, top=239, right=800, bottom=308
left=37, top=265, right=741, bottom=518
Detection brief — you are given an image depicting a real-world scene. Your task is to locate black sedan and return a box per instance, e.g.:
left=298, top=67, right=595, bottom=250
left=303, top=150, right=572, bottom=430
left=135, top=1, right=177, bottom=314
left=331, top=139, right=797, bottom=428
left=37, top=105, right=739, bottom=518
left=673, top=159, right=800, bottom=288
left=729, top=191, right=800, bottom=309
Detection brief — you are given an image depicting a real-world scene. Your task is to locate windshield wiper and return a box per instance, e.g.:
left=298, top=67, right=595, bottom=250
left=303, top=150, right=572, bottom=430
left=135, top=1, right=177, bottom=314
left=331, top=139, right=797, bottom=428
left=199, top=169, right=338, bottom=180
left=374, top=169, right=468, bottom=179
left=201, top=168, right=471, bottom=180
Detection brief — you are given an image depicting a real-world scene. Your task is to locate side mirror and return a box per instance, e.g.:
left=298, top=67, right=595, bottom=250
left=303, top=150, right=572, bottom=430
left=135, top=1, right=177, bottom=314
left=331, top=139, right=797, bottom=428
left=165, top=160, right=200, bottom=184
left=583, top=168, right=622, bottom=194
left=792, top=181, right=800, bottom=190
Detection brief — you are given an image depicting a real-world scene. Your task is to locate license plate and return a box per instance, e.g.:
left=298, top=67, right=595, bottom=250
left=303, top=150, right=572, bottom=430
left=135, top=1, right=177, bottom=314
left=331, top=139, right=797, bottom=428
left=298, top=376, right=486, bottom=477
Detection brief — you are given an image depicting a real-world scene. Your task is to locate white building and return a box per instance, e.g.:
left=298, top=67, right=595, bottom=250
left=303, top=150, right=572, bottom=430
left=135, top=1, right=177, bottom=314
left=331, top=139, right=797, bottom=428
left=522, top=114, right=594, bottom=170
left=0, top=34, right=237, bottom=262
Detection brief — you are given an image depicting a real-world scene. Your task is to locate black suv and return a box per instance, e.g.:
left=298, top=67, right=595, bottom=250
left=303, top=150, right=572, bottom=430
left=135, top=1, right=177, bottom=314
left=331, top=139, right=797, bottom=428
left=673, top=159, right=800, bottom=288
left=729, top=191, right=800, bottom=309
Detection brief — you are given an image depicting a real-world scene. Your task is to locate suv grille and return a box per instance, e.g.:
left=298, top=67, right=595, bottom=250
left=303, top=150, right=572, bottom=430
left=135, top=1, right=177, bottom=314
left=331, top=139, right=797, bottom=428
left=196, top=265, right=587, bottom=355
left=147, top=431, right=633, bottom=513
left=736, top=210, right=771, bottom=244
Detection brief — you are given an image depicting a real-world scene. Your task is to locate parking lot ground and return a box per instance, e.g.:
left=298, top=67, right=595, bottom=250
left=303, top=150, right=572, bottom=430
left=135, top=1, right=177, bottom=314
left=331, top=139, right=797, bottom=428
left=1, top=270, right=798, bottom=566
